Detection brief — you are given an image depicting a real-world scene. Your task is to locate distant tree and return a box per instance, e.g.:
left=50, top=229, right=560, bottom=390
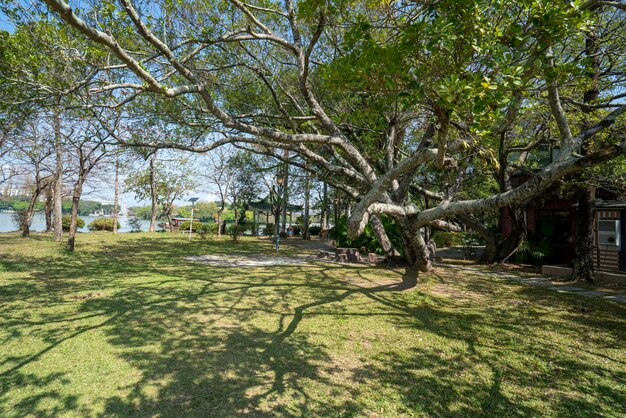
left=5, top=118, right=54, bottom=237
left=125, top=156, right=198, bottom=231
left=227, top=151, right=263, bottom=227
left=202, top=147, right=235, bottom=236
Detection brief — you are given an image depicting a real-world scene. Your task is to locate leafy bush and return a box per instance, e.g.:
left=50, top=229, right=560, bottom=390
left=197, top=223, right=219, bottom=239
left=432, top=231, right=485, bottom=250
left=88, top=218, right=120, bottom=232
left=516, top=239, right=553, bottom=265
left=461, top=232, right=483, bottom=259
left=179, top=220, right=203, bottom=232
left=308, top=225, right=322, bottom=236
left=330, top=215, right=402, bottom=255
left=228, top=223, right=245, bottom=242
left=431, top=231, right=464, bottom=247
left=62, top=214, right=85, bottom=232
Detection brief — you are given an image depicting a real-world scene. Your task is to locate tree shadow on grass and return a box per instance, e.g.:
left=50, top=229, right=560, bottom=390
left=1, top=235, right=626, bottom=416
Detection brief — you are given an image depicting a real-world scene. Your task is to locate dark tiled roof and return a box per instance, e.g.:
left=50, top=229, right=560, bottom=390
left=595, top=200, right=626, bottom=209
left=248, top=195, right=303, bottom=212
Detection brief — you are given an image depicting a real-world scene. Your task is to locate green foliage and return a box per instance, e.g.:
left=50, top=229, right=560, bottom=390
left=62, top=214, right=85, bottom=232
left=516, top=239, right=554, bottom=265
left=61, top=199, right=101, bottom=216
left=87, top=218, right=120, bottom=232
left=125, top=156, right=198, bottom=224
left=228, top=223, right=244, bottom=242
left=432, top=231, right=485, bottom=249
left=129, top=205, right=154, bottom=220
left=432, top=232, right=465, bottom=248
left=0, top=196, right=44, bottom=212
left=197, top=223, right=218, bottom=239
left=330, top=215, right=402, bottom=255
left=308, top=225, right=322, bottom=236
left=177, top=202, right=234, bottom=223
left=178, top=220, right=206, bottom=233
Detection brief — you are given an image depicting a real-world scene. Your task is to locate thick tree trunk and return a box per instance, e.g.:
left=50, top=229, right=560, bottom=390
left=572, top=187, right=595, bottom=282
left=67, top=180, right=84, bottom=252
left=149, top=152, right=157, bottom=232
left=572, top=23, right=600, bottom=283
left=398, top=215, right=431, bottom=272
left=113, top=158, right=119, bottom=234
left=53, top=112, right=63, bottom=242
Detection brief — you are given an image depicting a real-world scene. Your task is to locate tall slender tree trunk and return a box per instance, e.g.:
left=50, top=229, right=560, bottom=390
left=321, top=181, right=328, bottom=231
left=217, top=206, right=224, bottom=237
left=281, top=164, right=288, bottom=236
left=44, top=187, right=53, bottom=232
left=113, top=158, right=119, bottom=234
left=53, top=111, right=63, bottom=242
left=67, top=178, right=84, bottom=252
left=303, top=169, right=310, bottom=240
left=149, top=152, right=157, bottom=232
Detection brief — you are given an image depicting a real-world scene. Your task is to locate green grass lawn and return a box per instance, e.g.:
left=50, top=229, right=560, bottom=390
left=0, top=233, right=625, bottom=417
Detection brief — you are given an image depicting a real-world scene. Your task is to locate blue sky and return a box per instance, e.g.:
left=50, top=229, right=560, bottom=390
left=0, top=11, right=15, bottom=33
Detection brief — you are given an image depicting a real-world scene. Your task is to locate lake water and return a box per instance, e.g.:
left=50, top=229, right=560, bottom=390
left=0, top=212, right=152, bottom=233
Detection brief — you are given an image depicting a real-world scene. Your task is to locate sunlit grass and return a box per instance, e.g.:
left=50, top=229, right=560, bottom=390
left=0, top=232, right=625, bottom=417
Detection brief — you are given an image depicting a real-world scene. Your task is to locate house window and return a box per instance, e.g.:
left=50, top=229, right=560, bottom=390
left=598, top=220, right=620, bottom=246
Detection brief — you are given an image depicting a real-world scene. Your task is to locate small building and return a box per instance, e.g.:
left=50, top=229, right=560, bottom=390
left=594, top=201, right=626, bottom=272
left=248, top=195, right=303, bottom=236
left=504, top=198, right=626, bottom=273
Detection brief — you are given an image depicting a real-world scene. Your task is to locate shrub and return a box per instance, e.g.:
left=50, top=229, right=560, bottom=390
left=88, top=218, right=120, bottom=232
left=515, top=239, right=553, bottom=265
left=62, top=214, right=85, bottom=232
left=179, top=220, right=203, bottom=232
left=291, top=225, right=302, bottom=236
left=431, top=231, right=464, bottom=248
left=431, top=231, right=485, bottom=249
left=197, top=223, right=218, bottom=239
left=228, top=223, right=244, bottom=242
left=308, top=225, right=322, bottom=236
left=330, top=215, right=402, bottom=255
left=461, top=232, right=483, bottom=259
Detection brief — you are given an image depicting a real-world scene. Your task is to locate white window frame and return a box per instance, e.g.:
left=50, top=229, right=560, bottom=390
left=598, top=219, right=620, bottom=247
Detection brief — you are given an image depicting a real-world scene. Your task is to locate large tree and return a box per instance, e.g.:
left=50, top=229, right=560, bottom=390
left=15, top=0, right=626, bottom=270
